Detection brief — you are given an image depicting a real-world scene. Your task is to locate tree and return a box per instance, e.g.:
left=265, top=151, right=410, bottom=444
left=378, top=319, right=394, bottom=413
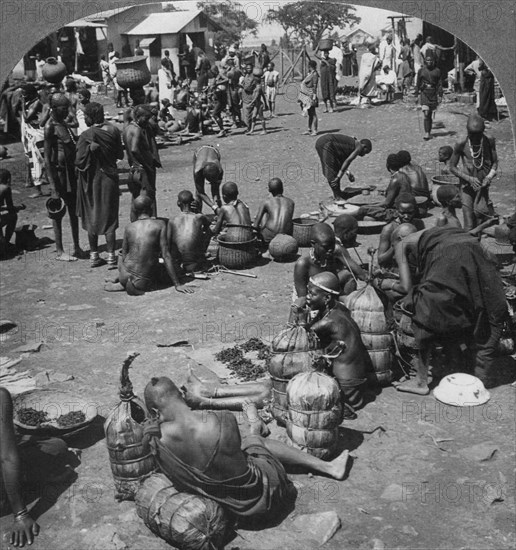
left=198, top=1, right=258, bottom=51
left=266, top=1, right=360, bottom=49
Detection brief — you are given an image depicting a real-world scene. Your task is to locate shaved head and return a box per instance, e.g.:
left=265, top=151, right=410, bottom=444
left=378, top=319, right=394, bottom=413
left=310, top=271, right=340, bottom=295
left=178, top=190, right=194, bottom=205
left=203, top=162, right=222, bottom=183
left=144, top=376, right=183, bottom=412
left=392, top=222, right=418, bottom=243
left=466, top=113, right=485, bottom=134
left=311, top=222, right=335, bottom=247
left=268, top=177, right=283, bottom=195
left=133, top=195, right=153, bottom=215
left=222, top=181, right=238, bottom=201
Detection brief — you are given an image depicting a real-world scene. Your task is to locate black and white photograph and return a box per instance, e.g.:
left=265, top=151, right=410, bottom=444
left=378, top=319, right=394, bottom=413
left=0, top=1, right=515, bottom=549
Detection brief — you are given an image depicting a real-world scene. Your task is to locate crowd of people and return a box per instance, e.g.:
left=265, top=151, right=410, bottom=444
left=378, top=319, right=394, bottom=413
left=0, top=32, right=515, bottom=550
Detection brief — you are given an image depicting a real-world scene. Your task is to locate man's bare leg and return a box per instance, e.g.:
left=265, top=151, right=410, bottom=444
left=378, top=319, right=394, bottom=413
left=53, top=218, right=77, bottom=261
left=185, top=370, right=271, bottom=398
left=243, top=401, right=349, bottom=480
left=396, top=344, right=431, bottom=395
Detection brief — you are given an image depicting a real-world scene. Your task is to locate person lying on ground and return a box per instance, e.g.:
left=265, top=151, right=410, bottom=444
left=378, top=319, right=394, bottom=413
left=392, top=225, right=508, bottom=395
left=253, top=177, right=295, bottom=245
left=168, top=190, right=212, bottom=274
left=143, top=377, right=350, bottom=522
left=211, top=182, right=253, bottom=235
left=293, top=223, right=355, bottom=309
left=193, top=144, right=223, bottom=212
left=378, top=193, right=424, bottom=268
left=104, top=196, right=192, bottom=295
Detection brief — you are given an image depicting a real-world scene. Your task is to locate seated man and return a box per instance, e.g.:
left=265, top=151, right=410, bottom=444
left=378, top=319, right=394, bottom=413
left=397, top=150, right=430, bottom=198
left=0, top=169, right=25, bottom=257
left=193, top=144, right=224, bottom=212
left=211, top=182, right=253, bottom=235
left=253, top=177, right=295, bottom=245
left=375, top=65, right=397, bottom=101
left=168, top=190, right=212, bottom=274
left=1, top=387, right=75, bottom=548
left=104, top=196, right=192, bottom=295
left=378, top=193, right=424, bottom=268
left=306, top=272, right=373, bottom=415
left=438, top=145, right=453, bottom=175
left=333, top=214, right=368, bottom=290
left=293, top=223, right=354, bottom=309
left=143, top=377, right=350, bottom=522
left=359, top=153, right=413, bottom=221
left=393, top=225, right=508, bottom=394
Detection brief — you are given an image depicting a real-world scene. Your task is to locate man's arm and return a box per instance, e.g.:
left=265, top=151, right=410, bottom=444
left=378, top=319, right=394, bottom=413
left=449, top=140, right=481, bottom=189
left=332, top=143, right=362, bottom=185
left=160, top=224, right=193, bottom=294
left=253, top=202, right=267, bottom=230
left=336, top=244, right=368, bottom=280
left=0, top=388, right=40, bottom=547
left=377, top=225, right=395, bottom=267
left=293, top=257, right=310, bottom=307
left=44, top=122, right=57, bottom=196
left=127, top=127, right=154, bottom=173
left=483, top=137, right=498, bottom=187
left=211, top=207, right=227, bottom=235
left=194, top=171, right=215, bottom=211
left=382, top=177, right=401, bottom=208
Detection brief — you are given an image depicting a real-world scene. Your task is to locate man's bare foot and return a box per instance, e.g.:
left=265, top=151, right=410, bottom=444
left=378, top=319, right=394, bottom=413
left=327, top=449, right=350, bottom=480
left=56, top=253, right=78, bottom=262
left=104, top=276, right=119, bottom=283
left=104, top=282, right=125, bottom=292
left=185, top=369, right=215, bottom=398
left=395, top=378, right=430, bottom=395
left=242, top=399, right=270, bottom=437
left=72, top=248, right=88, bottom=260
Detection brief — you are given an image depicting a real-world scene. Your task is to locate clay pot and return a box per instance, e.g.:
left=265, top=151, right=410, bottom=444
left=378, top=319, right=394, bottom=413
left=41, top=57, right=67, bottom=84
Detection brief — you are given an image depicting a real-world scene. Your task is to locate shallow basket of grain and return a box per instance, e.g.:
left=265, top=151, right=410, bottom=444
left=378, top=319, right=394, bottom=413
left=136, top=473, right=230, bottom=550
left=286, top=370, right=342, bottom=460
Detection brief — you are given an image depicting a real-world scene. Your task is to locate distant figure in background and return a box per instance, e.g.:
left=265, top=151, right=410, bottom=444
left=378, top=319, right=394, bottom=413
left=76, top=102, right=124, bottom=268
left=135, top=40, right=144, bottom=56
left=477, top=60, right=497, bottom=121
left=397, top=38, right=413, bottom=94
left=158, top=59, right=174, bottom=104
left=255, top=44, right=270, bottom=70
left=298, top=60, right=319, bottom=135
left=341, top=41, right=353, bottom=76
left=195, top=51, right=211, bottom=92
left=411, top=34, right=424, bottom=77
left=358, top=44, right=381, bottom=105
left=121, top=37, right=132, bottom=58
left=161, top=50, right=176, bottom=81
left=351, top=46, right=358, bottom=77
left=35, top=53, right=45, bottom=80
left=465, top=56, right=482, bottom=109
left=99, top=55, right=111, bottom=91
left=0, top=169, right=25, bottom=257
left=379, top=35, right=396, bottom=71
left=317, top=49, right=337, bottom=113
left=76, top=88, right=91, bottom=135
left=414, top=53, right=442, bottom=140
left=376, top=65, right=396, bottom=101
left=263, top=62, right=279, bottom=118
left=111, top=52, right=129, bottom=108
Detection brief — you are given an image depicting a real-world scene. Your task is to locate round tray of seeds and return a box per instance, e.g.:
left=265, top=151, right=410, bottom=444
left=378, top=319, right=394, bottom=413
left=14, top=389, right=97, bottom=436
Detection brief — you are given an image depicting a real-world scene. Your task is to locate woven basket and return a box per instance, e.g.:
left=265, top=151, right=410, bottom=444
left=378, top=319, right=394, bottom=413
left=292, top=218, right=319, bottom=247
left=224, top=224, right=254, bottom=243
left=217, top=235, right=257, bottom=269
left=114, top=56, right=151, bottom=88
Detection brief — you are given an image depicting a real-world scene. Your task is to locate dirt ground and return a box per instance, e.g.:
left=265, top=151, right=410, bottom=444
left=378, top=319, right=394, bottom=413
left=0, top=85, right=515, bottom=550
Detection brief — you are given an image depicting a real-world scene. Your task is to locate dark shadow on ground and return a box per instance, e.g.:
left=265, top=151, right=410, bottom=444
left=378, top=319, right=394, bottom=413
left=432, top=131, right=457, bottom=138
left=315, top=128, right=341, bottom=135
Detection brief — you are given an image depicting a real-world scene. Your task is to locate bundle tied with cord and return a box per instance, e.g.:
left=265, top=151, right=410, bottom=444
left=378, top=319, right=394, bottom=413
left=135, top=473, right=230, bottom=550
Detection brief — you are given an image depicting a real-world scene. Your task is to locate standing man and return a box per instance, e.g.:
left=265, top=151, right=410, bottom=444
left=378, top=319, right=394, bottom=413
left=465, top=56, right=482, bottom=109
left=123, top=105, right=162, bottom=221
left=44, top=93, right=85, bottom=261
left=315, top=134, right=372, bottom=199
left=76, top=102, right=124, bottom=268
left=414, top=53, right=442, bottom=140
left=449, top=114, right=498, bottom=231
left=161, top=50, right=176, bottom=82
left=263, top=62, right=279, bottom=118
left=380, top=35, right=396, bottom=71
left=193, top=144, right=224, bottom=212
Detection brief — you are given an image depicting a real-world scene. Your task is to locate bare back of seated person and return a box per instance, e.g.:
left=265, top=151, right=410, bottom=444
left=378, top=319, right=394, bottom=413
left=168, top=211, right=211, bottom=270
left=213, top=183, right=253, bottom=234
left=255, top=192, right=295, bottom=241
left=160, top=410, right=249, bottom=479
left=120, top=218, right=167, bottom=286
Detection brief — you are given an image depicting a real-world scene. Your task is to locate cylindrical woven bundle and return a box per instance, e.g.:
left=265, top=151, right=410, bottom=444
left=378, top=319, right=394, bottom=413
left=344, top=285, right=393, bottom=385
left=286, top=371, right=342, bottom=459
left=104, top=398, right=156, bottom=501
left=136, top=474, right=229, bottom=550
left=269, top=325, right=321, bottom=424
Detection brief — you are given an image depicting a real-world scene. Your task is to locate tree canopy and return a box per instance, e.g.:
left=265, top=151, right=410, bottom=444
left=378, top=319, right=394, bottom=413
left=267, top=2, right=360, bottom=49
left=198, top=1, right=258, bottom=50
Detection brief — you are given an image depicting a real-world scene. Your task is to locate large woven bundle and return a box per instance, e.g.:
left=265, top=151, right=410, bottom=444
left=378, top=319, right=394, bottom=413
left=286, top=370, right=342, bottom=460
left=104, top=354, right=156, bottom=501
left=269, top=325, right=320, bottom=425
left=269, top=234, right=298, bottom=261
left=345, top=285, right=393, bottom=386
left=136, top=473, right=229, bottom=550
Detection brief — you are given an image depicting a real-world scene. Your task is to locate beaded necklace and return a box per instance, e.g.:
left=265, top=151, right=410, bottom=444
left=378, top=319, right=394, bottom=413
left=468, top=137, right=484, bottom=170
